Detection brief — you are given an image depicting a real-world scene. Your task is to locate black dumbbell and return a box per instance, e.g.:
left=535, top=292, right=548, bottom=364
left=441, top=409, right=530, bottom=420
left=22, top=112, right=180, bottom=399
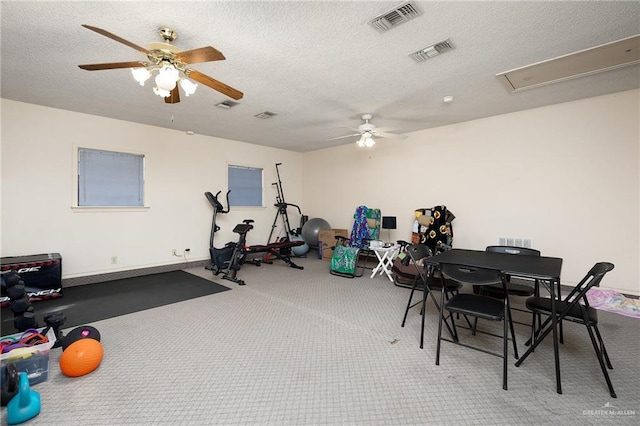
left=6, top=284, right=25, bottom=300
left=9, top=297, right=31, bottom=315
left=14, top=309, right=38, bottom=331
left=43, top=313, right=67, bottom=348
left=3, top=272, right=21, bottom=288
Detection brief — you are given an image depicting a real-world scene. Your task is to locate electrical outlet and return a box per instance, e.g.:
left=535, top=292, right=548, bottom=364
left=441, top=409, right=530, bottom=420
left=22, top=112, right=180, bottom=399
left=111, top=256, right=117, bottom=264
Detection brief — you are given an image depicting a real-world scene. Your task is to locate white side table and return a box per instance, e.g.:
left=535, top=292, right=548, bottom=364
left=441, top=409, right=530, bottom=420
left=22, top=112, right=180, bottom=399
left=370, top=244, right=400, bottom=281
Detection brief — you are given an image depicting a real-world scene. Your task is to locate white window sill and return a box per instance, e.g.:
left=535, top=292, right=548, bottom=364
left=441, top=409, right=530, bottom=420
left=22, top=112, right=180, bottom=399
left=71, top=206, right=150, bottom=213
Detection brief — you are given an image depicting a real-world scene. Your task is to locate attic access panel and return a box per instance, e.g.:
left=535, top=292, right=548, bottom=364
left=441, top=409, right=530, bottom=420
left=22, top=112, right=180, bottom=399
left=496, top=34, right=640, bottom=92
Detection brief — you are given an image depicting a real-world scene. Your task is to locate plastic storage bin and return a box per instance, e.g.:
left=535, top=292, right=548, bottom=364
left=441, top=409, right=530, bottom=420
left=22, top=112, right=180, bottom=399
left=1, top=327, right=57, bottom=386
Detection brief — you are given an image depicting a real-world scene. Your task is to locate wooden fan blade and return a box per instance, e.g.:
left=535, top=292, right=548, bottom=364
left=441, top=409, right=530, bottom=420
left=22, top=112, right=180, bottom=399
left=326, top=133, right=360, bottom=141
left=165, top=86, right=180, bottom=104
left=176, top=46, right=225, bottom=64
left=186, top=70, right=243, bottom=100
left=79, top=61, right=148, bottom=71
left=82, top=24, right=150, bottom=55
left=374, top=131, right=407, bottom=140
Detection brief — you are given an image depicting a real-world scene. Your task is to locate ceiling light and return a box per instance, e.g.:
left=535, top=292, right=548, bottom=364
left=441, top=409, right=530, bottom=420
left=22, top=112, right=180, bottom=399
left=131, top=68, right=151, bottom=86
left=155, top=63, right=179, bottom=91
left=131, top=61, right=198, bottom=99
left=443, top=95, right=455, bottom=103
left=180, top=78, right=197, bottom=96
left=153, top=86, right=171, bottom=98
left=357, top=132, right=376, bottom=148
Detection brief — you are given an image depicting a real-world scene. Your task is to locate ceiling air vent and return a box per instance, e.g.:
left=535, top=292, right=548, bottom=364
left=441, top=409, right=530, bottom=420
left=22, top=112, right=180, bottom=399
left=215, top=100, right=239, bottom=109
left=409, top=39, right=455, bottom=62
left=369, top=1, right=422, bottom=33
left=254, top=111, right=278, bottom=119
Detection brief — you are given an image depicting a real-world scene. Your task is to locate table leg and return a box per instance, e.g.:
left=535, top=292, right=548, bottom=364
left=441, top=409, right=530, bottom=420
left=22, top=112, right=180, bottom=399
left=370, top=251, right=385, bottom=278
left=551, top=278, right=562, bottom=394
left=370, top=249, right=398, bottom=281
left=380, top=249, right=398, bottom=281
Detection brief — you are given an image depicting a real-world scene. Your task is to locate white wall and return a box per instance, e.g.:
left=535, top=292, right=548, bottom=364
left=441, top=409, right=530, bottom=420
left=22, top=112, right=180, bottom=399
left=3, top=91, right=638, bottom=295
left=1, top=100, right=303, bottom=278
left=302, top=90, right=640, bottom=295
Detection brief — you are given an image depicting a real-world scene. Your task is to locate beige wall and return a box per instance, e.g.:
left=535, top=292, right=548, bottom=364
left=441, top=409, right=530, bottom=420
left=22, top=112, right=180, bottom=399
left=302, top=90, right=640, bottom=295
left=2, top=90, right=638, bottom=294
left=1, top=100, right=304, bottom=278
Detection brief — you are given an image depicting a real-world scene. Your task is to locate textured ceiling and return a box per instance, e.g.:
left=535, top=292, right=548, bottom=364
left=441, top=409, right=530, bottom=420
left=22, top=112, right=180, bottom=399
left=1, top=1, right=639, bottom=152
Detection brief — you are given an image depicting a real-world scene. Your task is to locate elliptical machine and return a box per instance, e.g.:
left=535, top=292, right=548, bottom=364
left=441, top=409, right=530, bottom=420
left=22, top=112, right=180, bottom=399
left=204, top=190, right=236, bottom=275
left=264, top=163, right=308, bottom=260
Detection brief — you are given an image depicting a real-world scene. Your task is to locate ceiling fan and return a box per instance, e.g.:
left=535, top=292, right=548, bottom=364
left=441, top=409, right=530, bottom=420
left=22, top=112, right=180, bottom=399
left=327, top=114, right=408, bottom=147
left=78, top=24, right=243, bottom=104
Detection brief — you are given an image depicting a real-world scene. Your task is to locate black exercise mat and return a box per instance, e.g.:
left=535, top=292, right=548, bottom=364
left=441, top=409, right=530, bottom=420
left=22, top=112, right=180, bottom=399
left=1, top=270, right=230, bottom=332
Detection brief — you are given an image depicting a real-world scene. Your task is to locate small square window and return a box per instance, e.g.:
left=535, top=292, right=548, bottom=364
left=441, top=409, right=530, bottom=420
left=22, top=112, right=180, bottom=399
left=77, top=148, right=145, bottom=207
left=228, top=164, right=263, bottom=207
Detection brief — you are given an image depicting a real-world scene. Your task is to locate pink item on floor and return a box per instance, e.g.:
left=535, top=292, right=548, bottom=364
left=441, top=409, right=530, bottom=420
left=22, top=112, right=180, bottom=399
left=586, top=288, right=640, bottom=319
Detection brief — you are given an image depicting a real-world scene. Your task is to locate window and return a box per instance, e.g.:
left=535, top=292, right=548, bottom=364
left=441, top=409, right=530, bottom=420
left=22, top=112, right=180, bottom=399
left=228, top=164, right=263, bottom=207
left=77, top=148, right=145, bottom=207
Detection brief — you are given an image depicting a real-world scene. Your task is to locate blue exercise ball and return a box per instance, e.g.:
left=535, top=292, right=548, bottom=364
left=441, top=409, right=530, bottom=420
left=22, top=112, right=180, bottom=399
left=301, top=218, right=331, bottom=248
left=291, top=235, right=310, bottom=256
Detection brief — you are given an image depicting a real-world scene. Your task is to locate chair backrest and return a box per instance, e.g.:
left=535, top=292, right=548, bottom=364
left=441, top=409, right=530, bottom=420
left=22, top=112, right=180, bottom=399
left=486, top=246, right=540, bottom=257
left=404, top=244, right=434, bottom=282
left=406, top=244, right=433, bottom=263
left=440, top=263, right=504, bottom=286
left=562, top=262, right=615, bottom=310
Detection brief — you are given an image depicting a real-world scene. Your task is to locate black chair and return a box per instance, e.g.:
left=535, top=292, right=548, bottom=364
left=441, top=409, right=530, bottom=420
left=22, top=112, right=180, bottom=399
left=516, top=262, right=616, bottom=398
left=479, top=246, right=541, bottom=329
left=435, top=263, right=519, bottom=390
left=400, top=244, right=462, bottom=349
left=481, top=246, right=541, bottom=297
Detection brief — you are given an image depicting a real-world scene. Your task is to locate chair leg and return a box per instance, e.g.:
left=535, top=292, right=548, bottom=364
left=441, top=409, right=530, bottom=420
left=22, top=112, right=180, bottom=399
left=401, top=278, right=419, bottom=327
left=431, top=291, right=458, bottom=343
left=503, top=305, right=508, bottom=391
left=436, top=290, right=445, bottom=366
left=556, top=281, right=564, bottom=344
left=508, top=309, right=518, bottom=359
left=420, top=282, right=429, bottom=349
left=585, top=324, right=617, bottom=398
left=592, top=325, right=614, bottom=370
left=506, top=298, right=519, bottom=359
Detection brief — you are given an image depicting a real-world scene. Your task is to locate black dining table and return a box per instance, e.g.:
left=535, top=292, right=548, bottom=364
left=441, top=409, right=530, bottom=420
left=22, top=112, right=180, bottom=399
left=423, top=248, right=565, bottom=393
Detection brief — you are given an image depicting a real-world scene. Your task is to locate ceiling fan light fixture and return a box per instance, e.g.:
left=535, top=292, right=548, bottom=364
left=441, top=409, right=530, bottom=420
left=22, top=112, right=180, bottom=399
left=180, top=78, right=197, bottom=96
left=357, top=132, right=375, bottom=148
left=153, top=86, right=171, bottom=98
left=131, top=67, right=152, bottom=86
left=155, top=63, right=180, bottom=92
left=79, top=24, right=244, bottom=103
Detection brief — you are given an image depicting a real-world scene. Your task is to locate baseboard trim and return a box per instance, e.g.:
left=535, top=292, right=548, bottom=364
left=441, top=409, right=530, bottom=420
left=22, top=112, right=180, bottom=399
left=62, top=260, right=209, bottom=287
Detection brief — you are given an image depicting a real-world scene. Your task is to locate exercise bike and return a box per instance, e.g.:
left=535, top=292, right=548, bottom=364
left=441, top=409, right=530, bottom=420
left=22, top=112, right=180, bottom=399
left=204, top=190, right=238, bottom=275
left=204, top=189, right=305, bottom=286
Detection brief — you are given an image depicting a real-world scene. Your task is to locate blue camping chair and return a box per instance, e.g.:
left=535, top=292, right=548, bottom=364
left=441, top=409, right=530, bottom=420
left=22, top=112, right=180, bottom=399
left=330, top=205, right=381, bottom=278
